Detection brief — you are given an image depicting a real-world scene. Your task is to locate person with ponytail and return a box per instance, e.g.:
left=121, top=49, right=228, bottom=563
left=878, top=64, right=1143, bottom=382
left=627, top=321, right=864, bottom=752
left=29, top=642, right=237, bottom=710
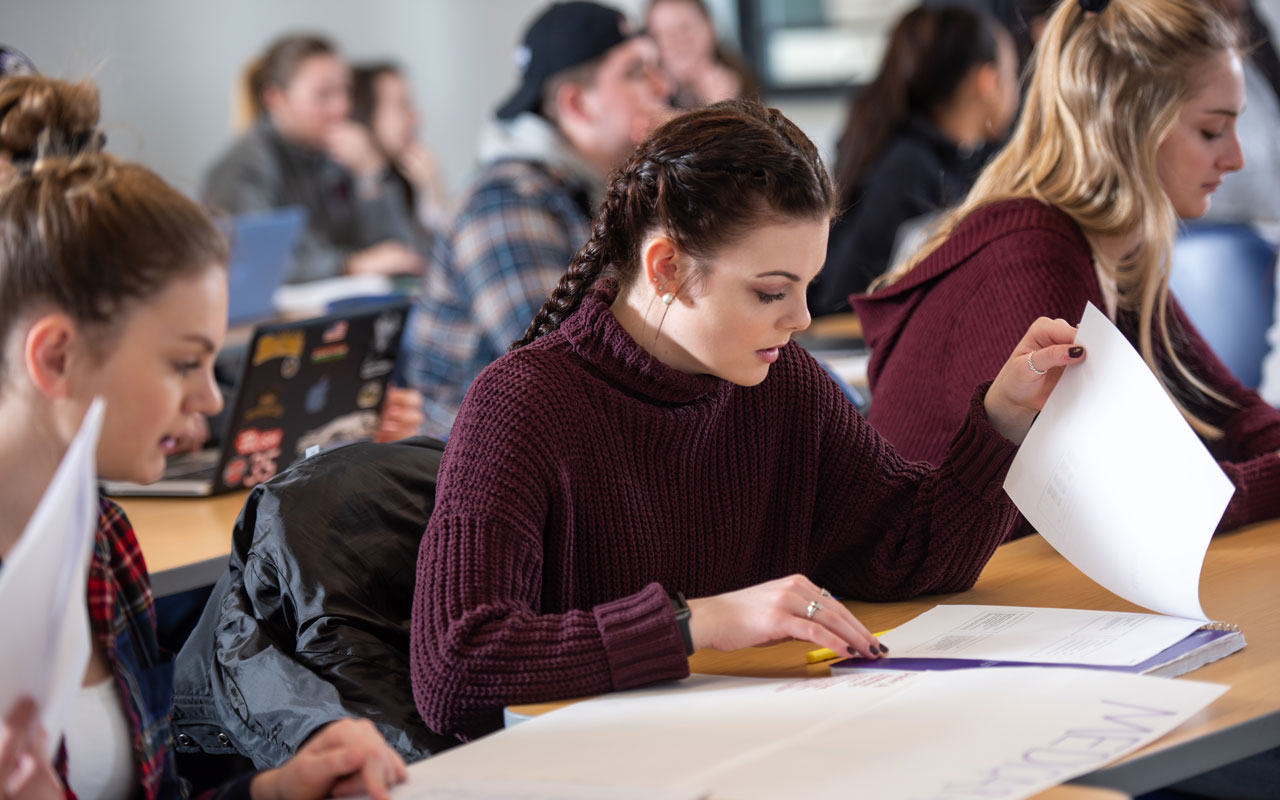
left=852, top=0, right=1280, bottom=536
left=810, top=5, right=1019, bottom=315
left=409, top=99, right=1084, bottom=743
left=0, top=118, right=408, bottom=799
left=203, top=34, right=424, bottom=284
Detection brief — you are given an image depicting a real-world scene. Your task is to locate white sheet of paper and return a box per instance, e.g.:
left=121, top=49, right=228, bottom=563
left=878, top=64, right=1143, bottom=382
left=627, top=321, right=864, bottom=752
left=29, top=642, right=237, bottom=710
left=876, top=604, right=1204, bottom=666
left=400, top=669, right=1224, bottom=800
left=1004, top=302, right=1233, bottom=620
left=0, top=399, right=104, bottom=757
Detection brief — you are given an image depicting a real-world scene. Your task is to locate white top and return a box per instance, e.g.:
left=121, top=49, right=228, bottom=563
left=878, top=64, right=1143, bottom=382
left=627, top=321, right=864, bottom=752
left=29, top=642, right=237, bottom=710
left=63, top=675, right=136, bottom=800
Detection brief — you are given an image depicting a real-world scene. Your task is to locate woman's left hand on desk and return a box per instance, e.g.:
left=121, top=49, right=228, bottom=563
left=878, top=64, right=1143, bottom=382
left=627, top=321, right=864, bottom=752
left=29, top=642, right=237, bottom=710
left=686, top=574, right=885, bottom=660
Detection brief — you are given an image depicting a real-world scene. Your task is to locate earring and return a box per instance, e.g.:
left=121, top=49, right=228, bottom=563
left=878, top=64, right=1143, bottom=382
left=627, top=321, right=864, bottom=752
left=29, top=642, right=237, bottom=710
left=662, top=292, right=676, bottom=305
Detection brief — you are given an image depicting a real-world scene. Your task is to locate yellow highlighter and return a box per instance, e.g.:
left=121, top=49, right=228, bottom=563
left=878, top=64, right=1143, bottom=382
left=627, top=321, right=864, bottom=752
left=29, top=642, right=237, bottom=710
left=806, top=630, right=892, bottom=664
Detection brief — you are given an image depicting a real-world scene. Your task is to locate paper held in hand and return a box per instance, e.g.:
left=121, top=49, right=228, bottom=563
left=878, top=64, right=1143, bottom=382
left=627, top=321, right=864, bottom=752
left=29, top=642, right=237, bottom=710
left=1004, top=302, right=1234, bottom=620
left=0, top=398, right=104, bottom=757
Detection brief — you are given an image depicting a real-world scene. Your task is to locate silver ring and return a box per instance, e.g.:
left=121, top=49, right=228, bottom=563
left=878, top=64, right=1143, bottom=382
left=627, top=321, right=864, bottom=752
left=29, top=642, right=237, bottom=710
left=819, top=588, right=832, bottom=598
left=1027, top=352, right=1047, bottom=375
left=806, top=600, right=822, bottom=620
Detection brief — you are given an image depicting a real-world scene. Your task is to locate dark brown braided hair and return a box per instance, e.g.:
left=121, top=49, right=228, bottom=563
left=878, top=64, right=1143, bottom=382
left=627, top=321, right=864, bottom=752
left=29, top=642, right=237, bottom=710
left=512, top=99, right=834, bottom=349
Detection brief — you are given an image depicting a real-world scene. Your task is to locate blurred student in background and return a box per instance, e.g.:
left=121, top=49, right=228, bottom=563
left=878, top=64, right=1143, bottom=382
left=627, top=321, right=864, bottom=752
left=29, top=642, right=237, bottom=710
left=203, top=34, right=423, bottom=284
left=351, top=62, right=448, bottom=237
left=644, top=0, right=757, bottom=108
left=400, top=1, right=672, bottom=440
left=810, top=4, right=1019, bottom=316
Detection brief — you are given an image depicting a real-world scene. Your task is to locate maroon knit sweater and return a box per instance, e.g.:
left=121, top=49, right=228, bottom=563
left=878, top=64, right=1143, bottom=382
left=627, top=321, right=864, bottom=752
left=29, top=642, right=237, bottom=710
left=410, top=290, right=1021, bottom=741
left=853, top=198, right=1280, bottom=534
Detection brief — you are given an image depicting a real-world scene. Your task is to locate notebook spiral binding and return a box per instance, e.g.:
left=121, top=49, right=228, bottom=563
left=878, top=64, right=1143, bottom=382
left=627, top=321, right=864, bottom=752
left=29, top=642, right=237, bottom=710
left=1199, top=621, right=1240, bottom=631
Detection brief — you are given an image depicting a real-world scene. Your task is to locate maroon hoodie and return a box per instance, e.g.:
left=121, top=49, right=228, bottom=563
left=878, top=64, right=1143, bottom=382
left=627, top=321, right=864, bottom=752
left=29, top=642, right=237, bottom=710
left=852, top=197, right=1280, bottom=535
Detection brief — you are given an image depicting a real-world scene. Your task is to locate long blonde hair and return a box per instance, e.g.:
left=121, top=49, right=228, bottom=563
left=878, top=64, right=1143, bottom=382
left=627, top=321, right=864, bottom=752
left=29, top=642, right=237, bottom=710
left=879, top=0, right=1237, bottom=438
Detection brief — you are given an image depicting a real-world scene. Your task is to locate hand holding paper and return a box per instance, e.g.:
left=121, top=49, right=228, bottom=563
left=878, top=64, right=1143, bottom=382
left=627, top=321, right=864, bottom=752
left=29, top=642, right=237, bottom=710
left=984, top=316, right=1087, bottom=444
left=1004, top=303, right=1233, bottom=619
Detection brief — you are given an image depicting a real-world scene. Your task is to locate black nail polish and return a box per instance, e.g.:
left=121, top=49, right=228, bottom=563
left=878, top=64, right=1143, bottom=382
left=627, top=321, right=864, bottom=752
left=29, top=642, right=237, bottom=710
left=847, top=646, right=858, bottom=656
left=1069, top=346, right=1084, bottom=358
left=870, top=644, right=881, bottom=655
left=879, top=643, right=889, bottom=653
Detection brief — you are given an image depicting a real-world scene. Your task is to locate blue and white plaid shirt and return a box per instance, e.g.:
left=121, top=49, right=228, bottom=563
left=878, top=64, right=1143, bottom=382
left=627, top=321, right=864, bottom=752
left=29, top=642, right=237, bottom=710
left=401, top=116, right=598, bottom=439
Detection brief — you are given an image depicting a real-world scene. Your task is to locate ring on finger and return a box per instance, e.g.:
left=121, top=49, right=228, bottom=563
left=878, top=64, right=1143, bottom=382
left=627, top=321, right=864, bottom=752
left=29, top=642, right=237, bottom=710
left=1027, top=352, right=1047, bottom=375
left=819, top=587, right=832, bottom=598
left=806, top=600, right=822, bottom=620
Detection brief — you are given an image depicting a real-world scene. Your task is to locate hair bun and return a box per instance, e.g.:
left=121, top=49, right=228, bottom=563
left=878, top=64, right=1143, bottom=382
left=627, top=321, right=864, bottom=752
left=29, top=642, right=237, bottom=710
left=0, top=75, right=100, bottom=163
left=34, top=126, right=105, bottom=162
left=1077, top=0, right=1112, bottom=12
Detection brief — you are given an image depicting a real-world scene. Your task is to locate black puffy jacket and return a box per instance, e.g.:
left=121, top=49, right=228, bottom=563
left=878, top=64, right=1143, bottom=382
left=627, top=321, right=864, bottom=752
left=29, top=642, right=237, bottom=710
left=171, top=437, right=458, bottom=767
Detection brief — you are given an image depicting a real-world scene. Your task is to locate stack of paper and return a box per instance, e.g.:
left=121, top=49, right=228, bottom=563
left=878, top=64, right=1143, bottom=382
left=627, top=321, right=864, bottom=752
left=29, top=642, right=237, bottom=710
left=273, top=274, right=396, bottom=317
left=833, top=605, right=1244, bottom=678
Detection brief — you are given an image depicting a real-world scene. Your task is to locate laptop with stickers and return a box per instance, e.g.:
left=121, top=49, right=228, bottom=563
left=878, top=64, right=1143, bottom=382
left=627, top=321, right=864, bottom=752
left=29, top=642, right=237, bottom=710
left=103, top=300, right=410, bottom=497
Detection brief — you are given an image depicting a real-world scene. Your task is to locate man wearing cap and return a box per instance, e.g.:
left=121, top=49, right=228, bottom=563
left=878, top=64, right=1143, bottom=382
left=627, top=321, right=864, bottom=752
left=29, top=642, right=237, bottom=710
left=400, top=1, right=671, bottom=439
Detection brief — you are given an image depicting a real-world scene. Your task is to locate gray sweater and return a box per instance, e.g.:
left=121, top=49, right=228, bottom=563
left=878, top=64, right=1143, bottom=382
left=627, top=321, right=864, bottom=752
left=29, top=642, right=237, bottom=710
left=202, top=119, right=420, bottom=283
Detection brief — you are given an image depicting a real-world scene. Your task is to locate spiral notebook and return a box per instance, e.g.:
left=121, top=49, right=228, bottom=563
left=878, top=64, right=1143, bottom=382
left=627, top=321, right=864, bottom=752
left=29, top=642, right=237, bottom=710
left=835, top=620, right=1244, bottom=679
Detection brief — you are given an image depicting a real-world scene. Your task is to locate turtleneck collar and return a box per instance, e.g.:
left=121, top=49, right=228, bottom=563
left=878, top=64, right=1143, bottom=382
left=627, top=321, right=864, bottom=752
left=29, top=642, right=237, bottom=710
left=558, top=290, right=727, bottom=406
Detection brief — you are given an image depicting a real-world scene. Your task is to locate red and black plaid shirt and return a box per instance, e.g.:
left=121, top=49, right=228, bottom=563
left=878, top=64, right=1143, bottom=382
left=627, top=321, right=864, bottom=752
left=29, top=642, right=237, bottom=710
left=57, top=497, right=176, bottom=800
left=57, top=498, right=252, bottom=800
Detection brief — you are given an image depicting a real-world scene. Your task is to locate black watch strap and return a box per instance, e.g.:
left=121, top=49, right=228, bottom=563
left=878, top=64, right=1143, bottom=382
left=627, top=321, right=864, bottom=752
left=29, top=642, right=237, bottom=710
left=668, top=590, right=694, bottom=655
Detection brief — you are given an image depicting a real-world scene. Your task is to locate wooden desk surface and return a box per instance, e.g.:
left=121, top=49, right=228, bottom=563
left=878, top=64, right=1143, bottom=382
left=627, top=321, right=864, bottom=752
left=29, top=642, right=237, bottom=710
left=1036, top=790, right=1129, bottom=800
left=799, top=312, right=862, bottom=341
left=512, top=522, right=1279, bottom=796
left=116, top=491, right=248, bottom=597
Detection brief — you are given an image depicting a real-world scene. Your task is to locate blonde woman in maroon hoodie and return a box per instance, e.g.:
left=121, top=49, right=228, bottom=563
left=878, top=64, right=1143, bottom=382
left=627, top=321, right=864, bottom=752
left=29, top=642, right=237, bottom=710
left=853, top=0, right=1277, bottom=534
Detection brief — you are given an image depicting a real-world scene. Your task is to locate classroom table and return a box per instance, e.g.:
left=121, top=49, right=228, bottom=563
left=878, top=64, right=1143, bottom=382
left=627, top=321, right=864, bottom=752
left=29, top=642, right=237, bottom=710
left=119, top=488, right=1275, bottom=795
left=1037, top=790, right=1129, bottom=800
left=509, top=521, right=1280, bottom=797
left=797, top=311, right=862, bottom=342
left=117, top=491, right=248, bottom=598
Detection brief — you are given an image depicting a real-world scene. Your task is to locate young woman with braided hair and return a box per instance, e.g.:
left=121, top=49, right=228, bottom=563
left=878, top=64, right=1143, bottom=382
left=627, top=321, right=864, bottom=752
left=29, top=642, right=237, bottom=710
left=409, top=100, right=1085, bottom=743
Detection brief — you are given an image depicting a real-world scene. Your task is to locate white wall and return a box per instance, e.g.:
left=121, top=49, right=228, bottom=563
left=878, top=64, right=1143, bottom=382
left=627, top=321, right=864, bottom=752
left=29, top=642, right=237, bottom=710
left=3, top=0, right=647, bottom=197
left=7, top=0, right=1280, bottom=199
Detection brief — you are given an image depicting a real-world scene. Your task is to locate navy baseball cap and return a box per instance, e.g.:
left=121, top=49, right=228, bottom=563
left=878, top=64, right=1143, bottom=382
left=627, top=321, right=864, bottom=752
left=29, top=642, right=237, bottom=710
left=496, top=2, right=635, bottom=120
